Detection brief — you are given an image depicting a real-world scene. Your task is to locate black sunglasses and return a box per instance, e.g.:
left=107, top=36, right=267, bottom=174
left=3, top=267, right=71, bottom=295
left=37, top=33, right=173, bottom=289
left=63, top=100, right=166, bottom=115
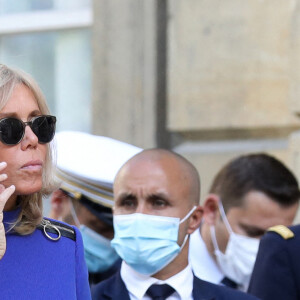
left=0, top=115, right=56, bottom=145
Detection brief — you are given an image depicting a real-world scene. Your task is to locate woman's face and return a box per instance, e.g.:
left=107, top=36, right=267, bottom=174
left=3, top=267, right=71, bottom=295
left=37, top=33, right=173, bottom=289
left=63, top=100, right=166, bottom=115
left=0, top=84, right=47, bottom=198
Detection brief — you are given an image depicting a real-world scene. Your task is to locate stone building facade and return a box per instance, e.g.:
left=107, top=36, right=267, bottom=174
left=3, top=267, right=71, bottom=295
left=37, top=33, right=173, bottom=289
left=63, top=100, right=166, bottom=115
left=92, top=0, right=300, bottom=218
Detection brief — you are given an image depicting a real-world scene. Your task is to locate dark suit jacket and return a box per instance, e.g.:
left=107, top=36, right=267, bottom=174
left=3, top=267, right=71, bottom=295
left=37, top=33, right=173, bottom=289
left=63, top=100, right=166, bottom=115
left=248, top=224, right=300, bottom=300
left=92, top=271, right=259, bottom=300
left=89, top=258, right=122, bottom=286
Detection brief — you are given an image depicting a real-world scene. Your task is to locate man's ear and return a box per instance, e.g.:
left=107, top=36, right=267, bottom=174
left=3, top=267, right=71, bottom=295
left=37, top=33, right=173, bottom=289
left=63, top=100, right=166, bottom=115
left=51, top=189, right=65, bottom=203
left=49, top=189, right=70, bottom=220
left=187, top=205, right=204, bottom=234
left=203, top=194, right=220, bottom=226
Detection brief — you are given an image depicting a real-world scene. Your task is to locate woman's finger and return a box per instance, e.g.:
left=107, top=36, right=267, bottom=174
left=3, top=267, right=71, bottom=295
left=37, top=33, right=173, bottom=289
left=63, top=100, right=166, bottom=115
left=0, top=174, right=8, bottom=183
left=0, top=185, right=15, bottom=213
left=0, top=162, right=8, bottom=185
left=0, top=162, right=7, bottom=173
left=0, top=185, right=15, bottom=260
left=0, top=221, right=5, bottom=259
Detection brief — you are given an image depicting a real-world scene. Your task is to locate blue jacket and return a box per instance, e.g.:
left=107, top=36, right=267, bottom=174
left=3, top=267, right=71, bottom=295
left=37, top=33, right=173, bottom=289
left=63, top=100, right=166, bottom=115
left=248, top=224, right=300, bottom=300
left=91, top=271, right=259, bottom=300
left=0, top=208, right=91, bottom=300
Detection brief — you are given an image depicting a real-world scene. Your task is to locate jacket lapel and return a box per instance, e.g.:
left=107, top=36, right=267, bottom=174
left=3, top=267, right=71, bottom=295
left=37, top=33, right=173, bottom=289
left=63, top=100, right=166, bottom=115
left=103, top=273, right=218, bottom=300
left=102, top=272, right=130, bottom=300
left=193, top=276, right=216, bottom=300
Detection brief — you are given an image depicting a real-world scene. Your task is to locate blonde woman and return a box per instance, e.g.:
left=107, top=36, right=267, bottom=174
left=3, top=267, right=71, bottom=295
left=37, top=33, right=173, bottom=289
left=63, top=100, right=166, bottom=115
left=0, top=64, right=91, bottom=299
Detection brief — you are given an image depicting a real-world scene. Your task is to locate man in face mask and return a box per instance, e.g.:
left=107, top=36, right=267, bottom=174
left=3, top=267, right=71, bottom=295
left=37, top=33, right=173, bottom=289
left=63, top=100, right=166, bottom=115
left=49, top=131, right=142, bottom=286
left=92, top=149, right=259, bottom=300
left=189, top=153, right=300, bottom=291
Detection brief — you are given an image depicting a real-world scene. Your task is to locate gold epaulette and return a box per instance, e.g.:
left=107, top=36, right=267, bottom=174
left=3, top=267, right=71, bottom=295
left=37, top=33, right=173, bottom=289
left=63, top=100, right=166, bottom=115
left=268, top=225, right=294, bottom=239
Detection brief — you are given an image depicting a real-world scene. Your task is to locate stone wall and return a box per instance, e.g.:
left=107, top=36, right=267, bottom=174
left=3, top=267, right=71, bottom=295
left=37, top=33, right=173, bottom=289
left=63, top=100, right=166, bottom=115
left=92, top=0, right=300, bottom=222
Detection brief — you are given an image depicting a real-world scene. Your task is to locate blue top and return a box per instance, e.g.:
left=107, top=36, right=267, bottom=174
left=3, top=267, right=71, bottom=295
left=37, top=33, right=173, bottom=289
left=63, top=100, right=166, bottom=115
left=0, top=208, right=91, bottom=300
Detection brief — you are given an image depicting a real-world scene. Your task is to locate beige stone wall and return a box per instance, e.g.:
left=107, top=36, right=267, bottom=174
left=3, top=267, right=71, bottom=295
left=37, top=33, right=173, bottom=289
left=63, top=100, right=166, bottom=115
left=167, top=0, right=300, bottom=131
left=174, top=139, right=289, bottom=202
left=92, top=0, right=300, bottom=223
left=290, top=1, right=300, bottom=115
left=166, top=0, right=300, bottom=221
left=92, top=0, right=157, bottom=148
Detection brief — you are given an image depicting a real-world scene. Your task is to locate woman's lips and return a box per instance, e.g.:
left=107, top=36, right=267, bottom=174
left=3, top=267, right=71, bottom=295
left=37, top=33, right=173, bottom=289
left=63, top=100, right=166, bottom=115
left=21, top=160, right=43, bottom=170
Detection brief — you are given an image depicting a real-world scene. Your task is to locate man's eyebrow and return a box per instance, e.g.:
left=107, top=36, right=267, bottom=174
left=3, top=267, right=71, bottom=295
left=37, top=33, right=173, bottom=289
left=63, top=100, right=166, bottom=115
left=147, top=192, right=170, bottom=201
left=116, top=192, right=136, bottom=201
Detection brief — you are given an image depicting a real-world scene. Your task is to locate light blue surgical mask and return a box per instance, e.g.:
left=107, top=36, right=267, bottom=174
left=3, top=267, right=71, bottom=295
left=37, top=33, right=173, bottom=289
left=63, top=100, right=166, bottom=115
left=70, top=201, right=119, bottom=273
left=80, top=225, right=119, bottom=273
left=111, top=206, right=197, bottom=276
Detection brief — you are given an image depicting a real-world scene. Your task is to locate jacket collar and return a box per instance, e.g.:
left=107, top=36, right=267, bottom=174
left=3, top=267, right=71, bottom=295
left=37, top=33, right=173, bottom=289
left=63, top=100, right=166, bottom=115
left=193, top=276, right=216, bottom=300
left=101, top=272, right=130, bottom=300
left=102, top=272, right=217, bottom=300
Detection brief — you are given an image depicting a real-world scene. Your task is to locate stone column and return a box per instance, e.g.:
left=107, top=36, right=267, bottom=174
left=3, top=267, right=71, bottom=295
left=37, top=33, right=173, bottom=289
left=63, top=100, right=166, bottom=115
left=92, top=0, right=158, bottom=148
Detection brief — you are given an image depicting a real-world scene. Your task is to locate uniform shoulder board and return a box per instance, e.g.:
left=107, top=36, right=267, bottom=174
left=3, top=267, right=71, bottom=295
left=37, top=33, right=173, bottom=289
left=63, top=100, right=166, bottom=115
left=37, top=218, right=76, bottom=242
left=268, top=225, right=294, bottom=240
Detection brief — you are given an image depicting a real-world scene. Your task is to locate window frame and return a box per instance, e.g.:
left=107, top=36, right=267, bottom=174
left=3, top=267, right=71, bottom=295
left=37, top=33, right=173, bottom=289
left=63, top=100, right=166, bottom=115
left=0, top=8, right=92, bottom=35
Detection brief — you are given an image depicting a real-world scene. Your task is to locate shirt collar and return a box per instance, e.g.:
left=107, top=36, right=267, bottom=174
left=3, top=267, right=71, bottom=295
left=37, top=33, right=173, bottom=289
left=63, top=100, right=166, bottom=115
left=120, top=261, right=194, bottom=299
left=189, top=229, right=224, bottom=284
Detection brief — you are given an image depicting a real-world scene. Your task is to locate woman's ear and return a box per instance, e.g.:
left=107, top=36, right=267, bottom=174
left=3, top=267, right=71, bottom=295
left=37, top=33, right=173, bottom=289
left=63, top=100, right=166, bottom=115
left=203, top=194, right=220, bottom=226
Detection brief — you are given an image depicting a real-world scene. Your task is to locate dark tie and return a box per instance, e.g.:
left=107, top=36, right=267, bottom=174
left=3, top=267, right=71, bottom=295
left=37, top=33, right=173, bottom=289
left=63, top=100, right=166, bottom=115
left=221, top=276, right=238, bottom=289
left=146, top=284, right=175, bottom=300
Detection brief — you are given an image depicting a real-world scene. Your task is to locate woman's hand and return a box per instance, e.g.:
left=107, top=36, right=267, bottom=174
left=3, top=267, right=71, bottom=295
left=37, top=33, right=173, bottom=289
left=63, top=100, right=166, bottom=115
left=0, top=162, right=15, bottom=260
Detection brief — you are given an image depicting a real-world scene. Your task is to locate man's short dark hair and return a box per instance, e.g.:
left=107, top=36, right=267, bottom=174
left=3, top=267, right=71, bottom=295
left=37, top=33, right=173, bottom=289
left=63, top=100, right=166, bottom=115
left=209, top=153, right=300, bottom=211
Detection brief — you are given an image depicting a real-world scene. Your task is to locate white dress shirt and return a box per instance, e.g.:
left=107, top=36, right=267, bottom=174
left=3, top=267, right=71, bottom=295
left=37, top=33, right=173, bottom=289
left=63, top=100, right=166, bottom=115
left=121, top=261, right=194, bottom=300
left=189, top=228, right=224, bottom=284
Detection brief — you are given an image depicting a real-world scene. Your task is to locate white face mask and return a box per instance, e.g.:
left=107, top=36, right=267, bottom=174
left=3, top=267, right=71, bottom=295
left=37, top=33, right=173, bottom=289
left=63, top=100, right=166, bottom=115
left=210, top=201, right=260, bottom=291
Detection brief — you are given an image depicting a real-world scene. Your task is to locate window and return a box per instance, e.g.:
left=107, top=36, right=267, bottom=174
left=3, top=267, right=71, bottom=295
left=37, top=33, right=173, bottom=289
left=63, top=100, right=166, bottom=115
left=0, top=0, right=92, bottom=132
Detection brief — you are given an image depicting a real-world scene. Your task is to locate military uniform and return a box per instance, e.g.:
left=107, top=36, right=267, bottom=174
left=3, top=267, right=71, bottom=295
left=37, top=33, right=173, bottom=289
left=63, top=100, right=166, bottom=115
left=248, top=224, right=300, bottom=300
left=54, top=131, right=142, bottom=286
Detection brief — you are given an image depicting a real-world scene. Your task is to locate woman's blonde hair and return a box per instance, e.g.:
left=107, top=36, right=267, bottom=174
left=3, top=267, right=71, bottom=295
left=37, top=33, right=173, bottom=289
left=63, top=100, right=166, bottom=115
left=0, top=64, right=56, bottom=235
